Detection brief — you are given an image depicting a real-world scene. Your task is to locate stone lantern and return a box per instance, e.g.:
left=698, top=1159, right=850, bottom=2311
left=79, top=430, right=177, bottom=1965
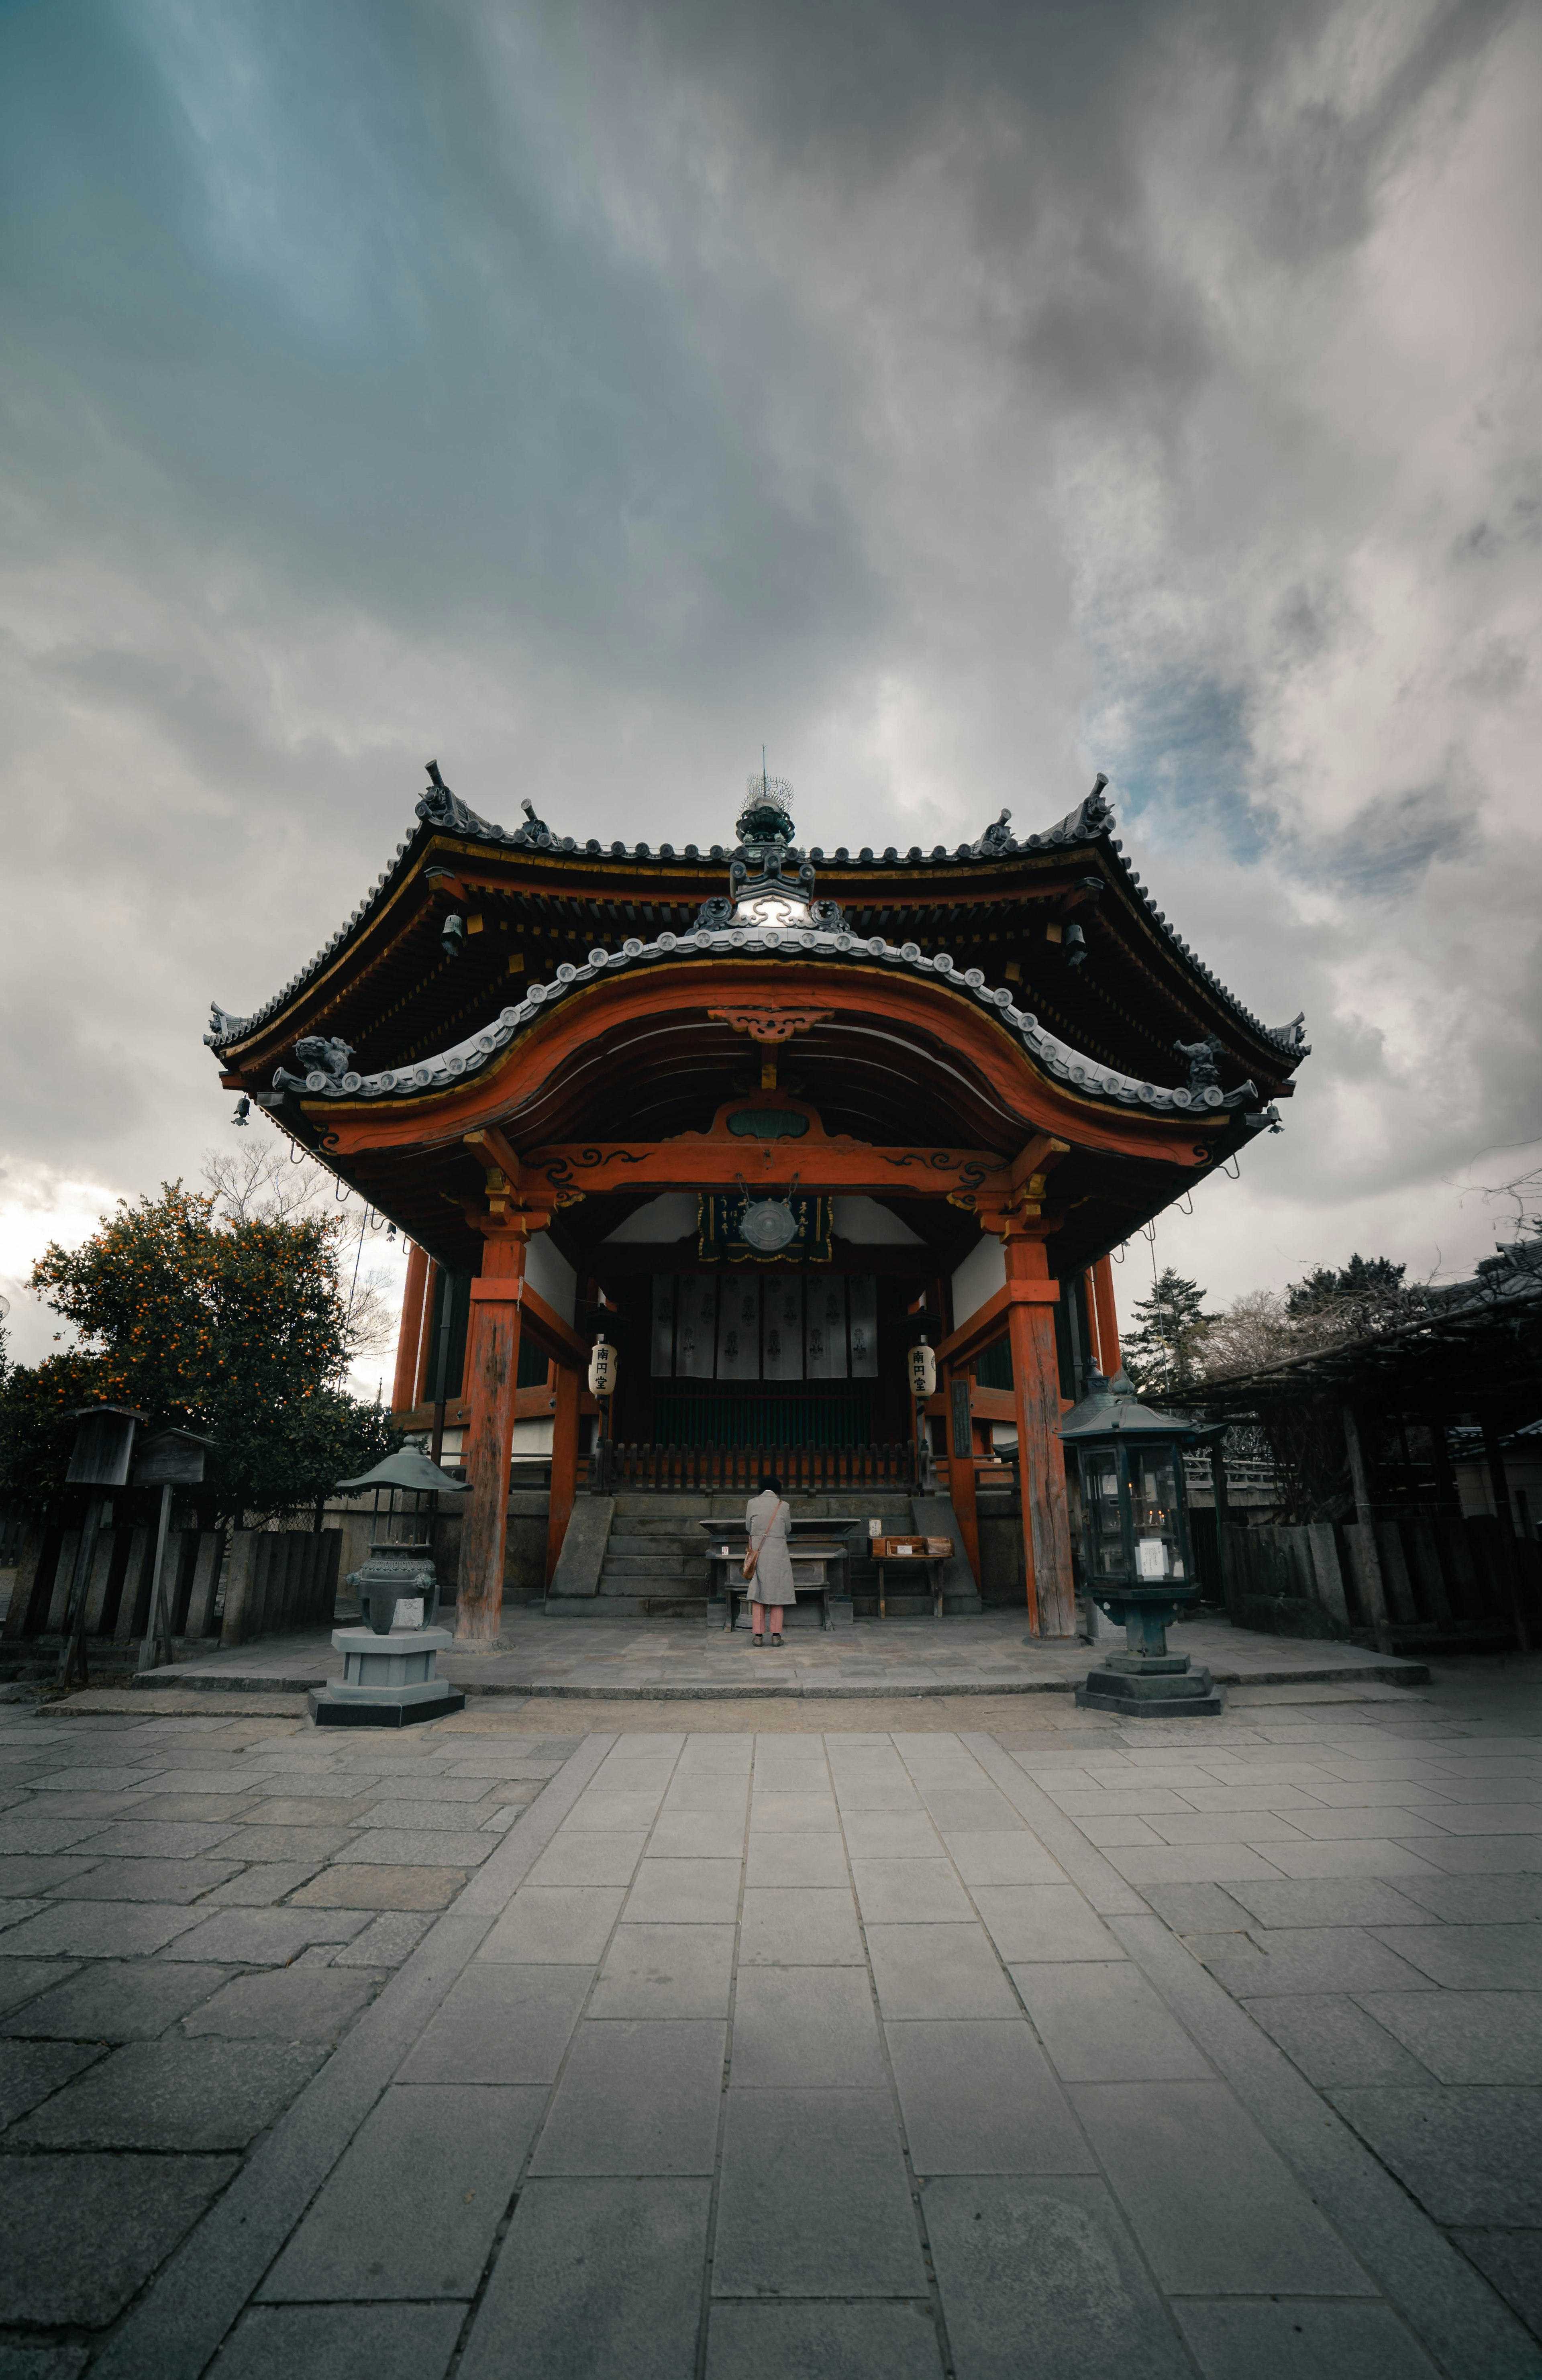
left=1059, top=1370, right=1222, bottom=1718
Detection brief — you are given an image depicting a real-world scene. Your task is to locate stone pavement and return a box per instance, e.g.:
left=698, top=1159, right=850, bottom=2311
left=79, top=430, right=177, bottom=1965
left=142, top=1608, right=1427, bottom=1700
left=1, top=1666, right=1540, bottom=2375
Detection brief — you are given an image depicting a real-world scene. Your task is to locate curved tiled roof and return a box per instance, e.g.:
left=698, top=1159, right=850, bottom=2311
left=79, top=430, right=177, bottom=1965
left=206, top=773, right=1308, bottom=1066
left=263, top=922, right=1265, bottom=1124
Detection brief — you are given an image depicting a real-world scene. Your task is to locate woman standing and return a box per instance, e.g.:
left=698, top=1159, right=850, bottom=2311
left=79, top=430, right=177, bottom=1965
left=745, top=1474, right=793, bottom=1646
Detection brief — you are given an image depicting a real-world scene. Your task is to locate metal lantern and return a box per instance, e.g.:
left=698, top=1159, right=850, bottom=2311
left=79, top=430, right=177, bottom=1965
left=1058, top=1370, right=1222, bottom=1717
left=335, top=1445, right=467, bottom=1636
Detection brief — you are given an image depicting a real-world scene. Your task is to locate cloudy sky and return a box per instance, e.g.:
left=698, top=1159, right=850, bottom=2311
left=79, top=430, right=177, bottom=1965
left=2, top=0, right=1539, bottom=1376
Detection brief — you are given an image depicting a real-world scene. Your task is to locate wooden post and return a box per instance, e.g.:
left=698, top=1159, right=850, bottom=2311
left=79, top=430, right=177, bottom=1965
left=1005, top=1233, right=1077, bottom=1639
left=1091, top=1255, right=1122, bottom=1376
left=1481, top=1414, right=1530, bottom=1655
left=457, top=1232, right=526, bottom=1644
left=416, top=1262, right=440, bottom=1406
left=1209, top=1437, right=1233, bottom=1613
left=137, top=1484, right=175, bottom=1672
left=545, top=1361, right=581, bottom=1588
left=392, top=1242, right=430, bottom=1413
left=944, top=1365, right=981, bottom=1583
left=1342, top=1403, right=1393, bottom=1655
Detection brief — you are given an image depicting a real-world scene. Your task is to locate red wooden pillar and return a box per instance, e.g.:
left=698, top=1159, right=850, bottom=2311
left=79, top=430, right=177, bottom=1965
left=1005, top=1233, right=1077, bottom=1639
left=392, top=1243, right=429, bottom=1414
left=944, top=1365, right=981, bottom=1583
left=456, top=1233, right=526, bottom=1645
left=1091, top=1255, right=1122, bottom=1378
left=545, top=1361, right=581, bottom=1587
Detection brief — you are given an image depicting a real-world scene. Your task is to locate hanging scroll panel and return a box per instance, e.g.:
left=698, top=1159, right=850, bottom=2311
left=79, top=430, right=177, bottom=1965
left=806, top=1278, right=849, bottom=1380
left=763, top=1276, right=804, bottom=1382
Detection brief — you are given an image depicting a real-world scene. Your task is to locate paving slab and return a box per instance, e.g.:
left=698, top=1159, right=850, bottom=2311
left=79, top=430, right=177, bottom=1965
left=0, top=2152, right=238, bottom=2327
left=1012, top=1962, right=1212, bottom=2083
left=163, top=1907, right=371, bottom=1963
left=623, top=1857, right=742, bottom=1923
left=942, top=1830, right=1064, bottom=1885
left=211, top=2304, right=466, bottom=2380
left=1202, top=1927, right=1437, bottom=1998
left=0, top=2037, right=104, bottom=2124
left=524, top=1830, right=648, bottom=1886
left=1243, top=1995, right=1435, bottom=2088
left=182, top=1968, right=379, bottom=2042
left=713, top=2087, right=925, bottom=2298
left=866, top=1924, right=1019, bottom=2019
left=261, top=2083, right=545, bottom=2299
left=459, top=2178, right=711, bottom=2380
left=0, top=1900, right=205, bottom=1958
left=1217, top=1877, right=1438, bottom=1929
left=398, top=1962, right=592, bottom=2083
left=1070, top=2080, right=1377, bottom=2296
left=1331, top=2086, right=1542, bottom=2224
left=41, top=1856, right=246, bottom=1905
left=886, top=2017, right=1089, bottom=2173
left=478, top=1884, right=626, bottom=1962
left=1, top=1960, right=229, bottom=2041
left=1457, top=2232, right=1542, bottom=2350
left=851, top=1858, right=975, bottom=1924
left=923, top=2173, right=1192, bottom=2380
left=13, top=2037, right=325, bottom=2149
left=971, top=1883, right=1124, bottom=1963
left=1369, top=1922, right=1542, bottom=1990
left=743, top=1833, right=849, bottom=1886
left=529, top=2018, right=725, bottom=2174
left=0, top=1959, right=79, bottom=2017
left=739, top=1888, right=864, bottom=1966
left=1173, top=2299, right=1441, bottom=2378
left=705, top=2300, right=943, bottom=2380
left=331, top=1910, right=434, bottom=1966
left=289, top=1864, right=467, bottom=1909
left=591, top=1921, right=736, bottom=2015
left=730, top=1965, right=886, bottom=2088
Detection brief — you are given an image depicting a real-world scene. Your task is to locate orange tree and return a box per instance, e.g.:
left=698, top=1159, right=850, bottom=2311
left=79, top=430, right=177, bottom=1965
left=13, top=1181, right=397, bottom=1522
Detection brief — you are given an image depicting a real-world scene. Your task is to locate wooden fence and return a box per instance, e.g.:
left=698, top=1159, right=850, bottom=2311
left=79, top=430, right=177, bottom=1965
left=2, top=1521, right=343, bottom=1651
left=1217, top=1511, right=1541, bottom=1645
left=219, top=1530, right=342, bottom=1646
left=2, top=1523, right=225, bottom=1646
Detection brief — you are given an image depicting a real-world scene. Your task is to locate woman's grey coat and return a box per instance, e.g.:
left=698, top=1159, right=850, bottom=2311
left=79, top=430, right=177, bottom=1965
left=744, top=1490, right=794, bottom=1606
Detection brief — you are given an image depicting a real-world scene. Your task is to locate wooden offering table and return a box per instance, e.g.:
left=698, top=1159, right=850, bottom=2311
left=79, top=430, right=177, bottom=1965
left=701, top=1518, right=859, bottom=1632
left=871, top=1534, right=955, bottom=1621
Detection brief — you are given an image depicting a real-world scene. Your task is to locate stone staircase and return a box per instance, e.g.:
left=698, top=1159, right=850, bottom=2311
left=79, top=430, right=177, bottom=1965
left=548, top=1489, right=980, bottom=1620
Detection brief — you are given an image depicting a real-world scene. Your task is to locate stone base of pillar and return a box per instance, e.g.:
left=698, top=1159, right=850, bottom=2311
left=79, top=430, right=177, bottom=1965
left=1075, top=1652, right=1224, bottom=1718
left=309, top=1625, right=466, bottom=1728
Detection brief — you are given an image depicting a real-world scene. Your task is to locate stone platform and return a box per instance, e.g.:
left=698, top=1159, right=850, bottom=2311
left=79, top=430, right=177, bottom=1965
left=136, top=1611, right=1429, bottom=1703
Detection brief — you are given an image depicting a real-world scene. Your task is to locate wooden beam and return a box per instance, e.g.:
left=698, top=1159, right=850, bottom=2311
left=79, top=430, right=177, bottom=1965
left=934, top=1280, right=1060, bottom=1373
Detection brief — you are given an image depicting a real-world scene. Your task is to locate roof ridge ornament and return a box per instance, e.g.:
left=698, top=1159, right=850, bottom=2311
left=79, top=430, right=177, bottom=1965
left=971, top=809, right=1016, bottom=858
left=416, top=760, right=498, bottom=839
left=737, top=758, right=795, bottom=851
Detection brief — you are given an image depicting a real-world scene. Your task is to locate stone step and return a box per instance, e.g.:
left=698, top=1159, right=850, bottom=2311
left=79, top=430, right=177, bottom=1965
left=597, top=1561, right=704, bottom=1580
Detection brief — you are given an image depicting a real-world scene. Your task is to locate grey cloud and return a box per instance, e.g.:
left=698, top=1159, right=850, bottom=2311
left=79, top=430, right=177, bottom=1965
left=0, top=0, right=1537, bottom=1313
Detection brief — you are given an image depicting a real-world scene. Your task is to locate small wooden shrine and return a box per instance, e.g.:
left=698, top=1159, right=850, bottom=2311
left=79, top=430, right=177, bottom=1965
left=207, top=766, right=1307, bottom=1638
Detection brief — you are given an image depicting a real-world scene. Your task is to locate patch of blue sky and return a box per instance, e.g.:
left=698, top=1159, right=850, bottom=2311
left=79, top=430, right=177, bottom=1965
left=1079, top=667, right=1270, bottom=868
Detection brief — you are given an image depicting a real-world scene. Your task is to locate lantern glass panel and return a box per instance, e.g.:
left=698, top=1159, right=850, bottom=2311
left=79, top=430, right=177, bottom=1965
left=1082, top=1448, right=1126, bottom=1580
left=1131, top=1447, right=1183, bottom=1580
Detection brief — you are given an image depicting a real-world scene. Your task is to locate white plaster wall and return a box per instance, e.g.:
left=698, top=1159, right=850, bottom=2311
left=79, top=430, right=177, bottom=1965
left=831, top=1196, right=926, bottom=1244
left=950, top=1232, right=1006, bottom=1329
left=600, top=1193, right=698, bottom=1243
left=524, top=1230, right=577, bottom=1322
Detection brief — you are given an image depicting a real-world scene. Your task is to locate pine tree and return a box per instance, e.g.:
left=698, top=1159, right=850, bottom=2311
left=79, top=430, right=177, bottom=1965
left=1121, top=1268, right=1215, bottom=1396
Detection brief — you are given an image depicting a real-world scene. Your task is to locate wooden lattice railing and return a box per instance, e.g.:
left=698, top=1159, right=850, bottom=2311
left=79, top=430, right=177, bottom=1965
left=604, top=1442, right=919, bottom=1493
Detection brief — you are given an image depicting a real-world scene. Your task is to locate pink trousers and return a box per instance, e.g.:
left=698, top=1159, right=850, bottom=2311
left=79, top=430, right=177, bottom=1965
left=751, top=1604, right=784, bottom=1635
